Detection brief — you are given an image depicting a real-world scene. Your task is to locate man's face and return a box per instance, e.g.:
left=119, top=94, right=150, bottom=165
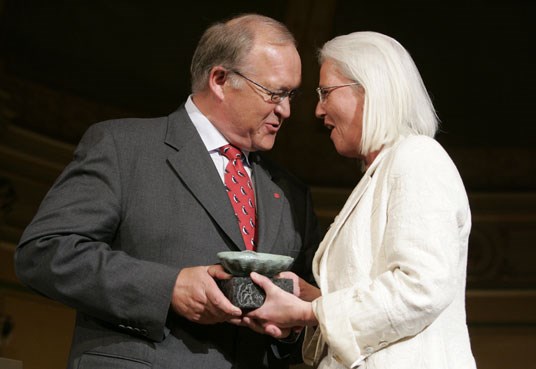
left=223, top=42, right=301, bottom=152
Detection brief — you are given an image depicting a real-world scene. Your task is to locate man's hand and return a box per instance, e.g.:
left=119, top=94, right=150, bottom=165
left=278, top=271, right=321, bottom=302
left=170, top=265, right=242, bottom=324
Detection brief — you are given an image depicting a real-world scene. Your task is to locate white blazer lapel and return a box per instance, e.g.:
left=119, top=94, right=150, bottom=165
left=313, top=146, right=393, bottom=288
left=314, top=174, right=372, bottom=289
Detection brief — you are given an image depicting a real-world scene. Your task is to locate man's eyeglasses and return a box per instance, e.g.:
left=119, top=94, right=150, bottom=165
left=316, top=82, right=360, bottom=103
left=231, top=70, right=298, bottom=104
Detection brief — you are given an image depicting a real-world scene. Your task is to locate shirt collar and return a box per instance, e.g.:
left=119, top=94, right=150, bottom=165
left=185, top=95, right=252, bottom=165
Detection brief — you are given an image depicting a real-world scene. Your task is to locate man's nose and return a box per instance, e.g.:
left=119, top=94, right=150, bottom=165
left=274, top=98, right=291, bottom=119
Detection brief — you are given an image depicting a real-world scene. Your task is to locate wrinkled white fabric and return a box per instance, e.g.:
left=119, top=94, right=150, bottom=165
left=304, top=135, right=476, bottom=369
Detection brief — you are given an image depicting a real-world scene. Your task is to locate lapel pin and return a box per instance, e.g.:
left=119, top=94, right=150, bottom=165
left=274, top=193, right=280, bottom=199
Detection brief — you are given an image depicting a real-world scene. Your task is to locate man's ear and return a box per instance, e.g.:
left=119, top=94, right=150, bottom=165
left=209, top=66, right=228, bottom=100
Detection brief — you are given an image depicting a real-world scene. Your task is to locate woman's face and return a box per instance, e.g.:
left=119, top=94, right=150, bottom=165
left=315, top=59, right=365, bottom=159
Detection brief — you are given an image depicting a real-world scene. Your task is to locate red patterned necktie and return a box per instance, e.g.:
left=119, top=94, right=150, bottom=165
left=219, top=144, right=257, bottom=250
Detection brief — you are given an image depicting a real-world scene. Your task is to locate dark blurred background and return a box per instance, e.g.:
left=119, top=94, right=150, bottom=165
left=0, top=1, right=535, bottom=368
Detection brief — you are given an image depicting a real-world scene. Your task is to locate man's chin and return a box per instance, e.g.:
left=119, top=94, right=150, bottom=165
left=253, top=137, right=277, bottom=152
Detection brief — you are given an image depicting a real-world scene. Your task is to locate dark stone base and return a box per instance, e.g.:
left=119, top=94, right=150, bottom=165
left=218, top=277, right=293, bottom=310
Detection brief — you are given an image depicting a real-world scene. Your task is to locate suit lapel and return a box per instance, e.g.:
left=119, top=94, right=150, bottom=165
left=164, top=107, right=245, bottom=250
left=251, top=157, right=284, bottom=254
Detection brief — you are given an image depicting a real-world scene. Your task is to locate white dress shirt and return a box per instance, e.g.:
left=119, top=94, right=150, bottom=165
left=185, top=96, right=252, bottom=182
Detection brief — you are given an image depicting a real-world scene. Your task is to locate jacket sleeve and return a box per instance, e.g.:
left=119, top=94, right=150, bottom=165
left=14, top=122, right=178, bottom=342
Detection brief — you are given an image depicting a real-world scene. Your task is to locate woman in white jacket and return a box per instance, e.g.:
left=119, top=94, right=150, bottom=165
left=245, top=31, right=477, bottom=369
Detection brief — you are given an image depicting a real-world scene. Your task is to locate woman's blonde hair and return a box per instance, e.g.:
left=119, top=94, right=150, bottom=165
left=319, top=31, right=438, bottom=155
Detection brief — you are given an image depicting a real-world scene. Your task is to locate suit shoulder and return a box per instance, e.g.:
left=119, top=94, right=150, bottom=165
left=88, top=115, right=168, bottom=135
left=79, top=113, right=175, bottom=149
left=85, top=105, right=187, bottom=140
left=395, top=135, right=443, bottom=155
left=391, top=135, right=452, bottom=168
left=386, top=135, right=464, bottom=188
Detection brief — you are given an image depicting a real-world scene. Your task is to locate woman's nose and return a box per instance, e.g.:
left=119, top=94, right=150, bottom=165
left=315, top=101, right=326, bottom=119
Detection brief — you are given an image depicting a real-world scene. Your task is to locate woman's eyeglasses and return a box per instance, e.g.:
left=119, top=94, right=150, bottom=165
left=316, top=82, right=360, bottom=103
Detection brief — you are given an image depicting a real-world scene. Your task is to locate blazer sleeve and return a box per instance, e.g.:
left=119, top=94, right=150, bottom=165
left=313, top=137, right=471, bottom=367
left=14, top=122, right=178, bottom=342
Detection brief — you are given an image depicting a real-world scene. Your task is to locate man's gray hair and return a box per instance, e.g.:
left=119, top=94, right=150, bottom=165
left=190, top=14, right=296, bottom=93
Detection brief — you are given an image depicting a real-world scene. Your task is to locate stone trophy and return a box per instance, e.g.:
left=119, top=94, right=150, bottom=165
left=217, top=250, right=294, bottom=310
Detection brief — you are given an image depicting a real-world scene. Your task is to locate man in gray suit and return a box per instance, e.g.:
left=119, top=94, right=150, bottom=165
left=14, top=14, right=320, bottom=369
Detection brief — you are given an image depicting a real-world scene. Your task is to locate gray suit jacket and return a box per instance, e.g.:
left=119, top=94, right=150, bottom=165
left=15, top=106, right=320, bottom=369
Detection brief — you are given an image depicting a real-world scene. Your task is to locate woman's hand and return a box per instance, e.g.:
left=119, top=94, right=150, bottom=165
left=241, top=272, right=318, bottom=338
